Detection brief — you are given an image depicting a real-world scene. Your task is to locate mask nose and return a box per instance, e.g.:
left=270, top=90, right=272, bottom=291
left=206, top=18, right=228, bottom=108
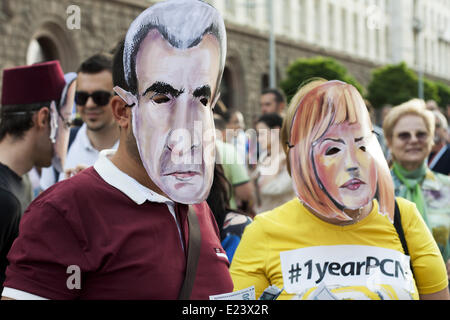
left=166, top=99, right=203, bottom=162
left=345, top=147, right=360, bottom=176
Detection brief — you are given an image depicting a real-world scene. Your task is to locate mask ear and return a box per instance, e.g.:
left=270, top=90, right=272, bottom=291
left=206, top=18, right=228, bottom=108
left=113, top=86, right=138, bottom=107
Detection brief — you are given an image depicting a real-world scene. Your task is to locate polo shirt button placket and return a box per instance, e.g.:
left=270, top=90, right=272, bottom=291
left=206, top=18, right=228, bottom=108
left=175, top=204, right=189, bottom=257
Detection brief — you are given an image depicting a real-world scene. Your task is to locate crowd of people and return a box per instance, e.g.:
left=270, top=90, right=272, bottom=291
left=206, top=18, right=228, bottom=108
left=0, top=0, right=448, bottom=300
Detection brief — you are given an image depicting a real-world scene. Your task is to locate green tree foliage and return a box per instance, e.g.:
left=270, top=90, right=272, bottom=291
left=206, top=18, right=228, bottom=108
left=280, top=56, right=364, bottom=103
left=367, top=62, right=440, bottom=109
left=435, top=81, right=450, bottom=108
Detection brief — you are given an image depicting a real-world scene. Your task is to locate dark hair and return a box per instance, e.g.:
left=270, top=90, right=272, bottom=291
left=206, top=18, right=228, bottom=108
left=0, top=101, right=50, bottom=141
left=112, top=40, right=129, bottom=91
left=77, top=53, right=113, bottom=74
left=222, top=108, right=242, bottom=124
left=261, top=88, right=285, bottom=104
left=206, top=163, right=232, bottom=236
left=257, top=112, right=283, bottom=129
left=213, top=114, right=227, bottom=131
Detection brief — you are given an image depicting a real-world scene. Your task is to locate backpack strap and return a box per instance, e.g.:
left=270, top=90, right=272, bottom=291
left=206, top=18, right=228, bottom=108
left=393, top=200, right=409, bottom=256
left=178, top=205, right=202, bottom=300
left=393, top=199, right=415, bottom=280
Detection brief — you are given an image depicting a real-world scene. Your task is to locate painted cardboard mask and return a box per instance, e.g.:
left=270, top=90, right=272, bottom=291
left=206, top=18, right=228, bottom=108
left=288, top=80, right=394, bottom=222
left=50, top=72, right=77, bottom=173
left=116, top=0, right=226, bottom=204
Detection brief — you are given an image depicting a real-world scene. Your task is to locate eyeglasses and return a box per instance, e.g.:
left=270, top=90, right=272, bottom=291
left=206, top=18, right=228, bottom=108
left=396, top=131, right=428, bottom=142
left=75, top=90, right=113, bottom=106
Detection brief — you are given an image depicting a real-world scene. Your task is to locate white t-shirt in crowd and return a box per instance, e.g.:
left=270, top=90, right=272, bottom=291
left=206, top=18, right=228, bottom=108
left=39, top=123, right=119, bottom=191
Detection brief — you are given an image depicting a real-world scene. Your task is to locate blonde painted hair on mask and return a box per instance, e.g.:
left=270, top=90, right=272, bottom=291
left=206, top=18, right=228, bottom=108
left=281, top=79, right=395, bottom=222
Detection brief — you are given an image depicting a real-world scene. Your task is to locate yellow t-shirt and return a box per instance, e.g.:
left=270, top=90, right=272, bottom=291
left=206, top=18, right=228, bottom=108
left=230, top=197, right=448, bottom=300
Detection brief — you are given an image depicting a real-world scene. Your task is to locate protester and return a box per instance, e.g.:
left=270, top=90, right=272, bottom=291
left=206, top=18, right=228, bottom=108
left=0, top=61, right=73, bottom=292
left=426, top=99, right=439, bottom=111
left=260, top=88, right=286, bottom=116
left=379, top=104, right=392, bottom=127
left=231, top=79, right=449, bottom=300
left=383, top=99, right=450, bottom=276
left=366, top=99, right=390, bottom=162
left=253, top=113, right=295, bottom=214
left=224, top=109, right=248, bottom=166
left=2, top=0, right=232, bottom=300
left=206, top=163, right=252, bottom=262
left=428, top=110, right=450, bottom=175
left=39, top=54, right=119, bottom=190
left=214, top=114, right=255, bottom=215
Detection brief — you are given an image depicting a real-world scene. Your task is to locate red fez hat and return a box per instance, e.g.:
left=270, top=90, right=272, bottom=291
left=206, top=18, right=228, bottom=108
left=1, top=60, right=65, bottom=106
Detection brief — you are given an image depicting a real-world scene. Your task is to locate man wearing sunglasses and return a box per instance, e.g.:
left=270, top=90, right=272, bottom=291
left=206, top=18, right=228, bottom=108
left=39, top=54, right=119, bottom=190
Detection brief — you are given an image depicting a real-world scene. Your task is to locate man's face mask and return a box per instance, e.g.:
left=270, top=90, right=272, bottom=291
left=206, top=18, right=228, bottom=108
left=50, top=73, right=77, bottom=173
left=116, top=32, right=221, bottom=204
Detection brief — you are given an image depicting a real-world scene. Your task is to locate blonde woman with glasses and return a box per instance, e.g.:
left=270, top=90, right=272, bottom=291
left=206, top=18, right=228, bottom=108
left=383, top=99, right=450, bottom=284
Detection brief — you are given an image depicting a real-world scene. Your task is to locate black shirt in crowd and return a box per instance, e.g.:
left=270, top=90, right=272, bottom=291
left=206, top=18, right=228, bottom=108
left=0, top=163, right=32, bottom=292
left=428, top=144, right=450, bottom=176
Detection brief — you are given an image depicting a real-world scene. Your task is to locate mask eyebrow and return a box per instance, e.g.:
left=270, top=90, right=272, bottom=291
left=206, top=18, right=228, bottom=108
left=142, top=81, right=184, bottom=98
left=355, top=137, right=364, bottom=143
left=193, top=85, right=211, bottom=99
left=322, top=138, right=345, bottom=144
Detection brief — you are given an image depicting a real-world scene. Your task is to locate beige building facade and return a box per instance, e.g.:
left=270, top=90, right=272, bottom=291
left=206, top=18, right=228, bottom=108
left=1, top=0, right=449, bottom=125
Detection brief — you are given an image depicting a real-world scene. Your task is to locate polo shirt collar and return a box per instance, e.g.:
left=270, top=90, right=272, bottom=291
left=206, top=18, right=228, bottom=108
left=93, top=149, right=174, bottom=206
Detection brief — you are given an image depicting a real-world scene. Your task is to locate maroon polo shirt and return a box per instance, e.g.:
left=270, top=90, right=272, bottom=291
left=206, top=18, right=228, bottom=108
left=4, top=167, right=233, bottom=299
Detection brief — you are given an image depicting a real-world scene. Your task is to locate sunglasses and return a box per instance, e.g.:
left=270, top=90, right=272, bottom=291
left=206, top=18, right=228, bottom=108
left=396, top=131, right=428, bottom=142
left=75, top=90, right=113, bottom=106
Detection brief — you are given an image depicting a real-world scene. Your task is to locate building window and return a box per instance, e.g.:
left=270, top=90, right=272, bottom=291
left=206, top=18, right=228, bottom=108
left=375, top=28, right=380, bottom=60
left=261, top=74, right=269, bottom=91
left=299, top=0, right=306, bottom=37
left=246, top=0, right=256, bottom=23
left=226, top=0, right=236, bottom=17
left=315, top=0, right=321, bottom=43
left=353, top=12, right=358, bottom=53
left=328, top=3, right=334, bottom=47
left=283, top=0, right=291, bottom=32
left=342, top=7, right=347, bottom=51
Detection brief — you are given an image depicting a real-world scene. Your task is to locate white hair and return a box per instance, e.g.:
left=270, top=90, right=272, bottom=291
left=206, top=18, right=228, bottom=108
left=433, top=110, right=448, bottom=130
left=123, top=0, right=227, bottom=96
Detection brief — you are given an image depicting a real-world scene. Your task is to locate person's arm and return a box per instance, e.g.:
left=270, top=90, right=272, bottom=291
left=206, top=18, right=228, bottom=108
left=398, top=198, right=450, bottom=299
left=64, top=164, right=88, bottom=179
left=447, top=259, right=450, bottom=280
left=3, top=199, right=90, bottom=300
left=0, top=190, right=20, bottom=252
left=420, top=287, right=450, bottom=300
left=0, top=190, right=21, bottom=287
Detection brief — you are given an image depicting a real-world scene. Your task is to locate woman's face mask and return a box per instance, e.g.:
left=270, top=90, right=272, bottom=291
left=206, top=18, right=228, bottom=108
left=288, top=83, right=394, bottom=222
left=310, top=121, right=378, bottom=211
